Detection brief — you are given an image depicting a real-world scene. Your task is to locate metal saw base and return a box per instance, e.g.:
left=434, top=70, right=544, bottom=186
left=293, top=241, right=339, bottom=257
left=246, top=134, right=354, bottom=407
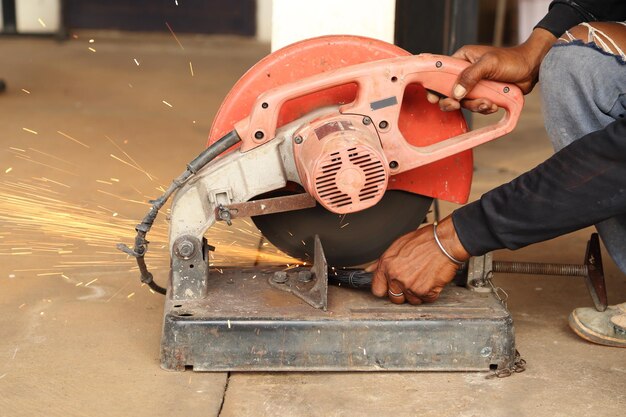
left=160, top=268, right=515, bottom=372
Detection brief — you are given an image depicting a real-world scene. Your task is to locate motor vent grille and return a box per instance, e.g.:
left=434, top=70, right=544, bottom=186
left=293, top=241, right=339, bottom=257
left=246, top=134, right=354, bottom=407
left=313, top=146, right=388, bottom=213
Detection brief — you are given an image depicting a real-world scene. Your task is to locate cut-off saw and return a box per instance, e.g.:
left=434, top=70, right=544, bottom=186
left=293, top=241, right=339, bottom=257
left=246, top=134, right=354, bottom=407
left=120, top=36, right=527, bottom=372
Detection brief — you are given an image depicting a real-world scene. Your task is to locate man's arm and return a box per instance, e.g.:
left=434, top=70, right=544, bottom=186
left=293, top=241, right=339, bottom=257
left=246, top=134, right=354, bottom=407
left=453, top=118, right=626, bottom=255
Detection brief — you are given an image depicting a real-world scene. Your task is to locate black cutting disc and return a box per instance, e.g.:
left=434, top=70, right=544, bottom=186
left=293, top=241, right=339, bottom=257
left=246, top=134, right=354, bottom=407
left=252, top=190, right=432, bottom=267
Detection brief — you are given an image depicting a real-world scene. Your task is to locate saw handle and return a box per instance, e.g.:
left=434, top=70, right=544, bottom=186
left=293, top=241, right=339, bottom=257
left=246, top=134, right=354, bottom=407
left=235, top=54, right=523, bottom=173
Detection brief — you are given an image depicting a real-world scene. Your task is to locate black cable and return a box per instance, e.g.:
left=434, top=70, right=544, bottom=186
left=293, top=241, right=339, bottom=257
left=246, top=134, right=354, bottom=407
left=329, top=265, right=469, bottom=289
left=117, top=130, right=241, bottom=295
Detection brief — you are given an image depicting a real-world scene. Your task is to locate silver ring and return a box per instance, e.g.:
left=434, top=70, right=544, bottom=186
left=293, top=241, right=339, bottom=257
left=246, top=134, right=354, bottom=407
left=388, top=289, right=404, bottom=297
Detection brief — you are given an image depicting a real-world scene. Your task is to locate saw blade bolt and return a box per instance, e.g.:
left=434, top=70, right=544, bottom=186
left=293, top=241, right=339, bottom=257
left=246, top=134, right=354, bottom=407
left=294, top=135, right=303, bottom=144
left=174, top=237, right=197, bottom=260
left=362, top=116, right=371, bottom=125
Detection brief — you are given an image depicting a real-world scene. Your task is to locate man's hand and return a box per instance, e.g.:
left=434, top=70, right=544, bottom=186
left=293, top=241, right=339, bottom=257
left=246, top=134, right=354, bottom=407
left=429, top=28, right=556, bottom=114
left=366, top=216, right=470, bottom=305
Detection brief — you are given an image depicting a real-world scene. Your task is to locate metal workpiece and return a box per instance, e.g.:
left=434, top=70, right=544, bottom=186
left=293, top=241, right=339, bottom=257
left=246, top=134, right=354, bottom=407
left=160, top=267, right=515, bottom=372
left=268, top=235, right=328, bottom=310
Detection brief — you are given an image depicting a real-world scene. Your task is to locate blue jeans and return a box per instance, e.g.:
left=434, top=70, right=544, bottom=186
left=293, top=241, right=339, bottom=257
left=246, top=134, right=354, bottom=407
left=540, top=41, right=626, bottom=273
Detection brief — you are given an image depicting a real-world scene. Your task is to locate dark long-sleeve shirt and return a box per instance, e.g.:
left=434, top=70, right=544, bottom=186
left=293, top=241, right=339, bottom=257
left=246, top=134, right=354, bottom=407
left=453, top=119, right=626, bottom=255
left=535, top=0, right=626, bottom=38
left=452, top=0, right=626, bottom=256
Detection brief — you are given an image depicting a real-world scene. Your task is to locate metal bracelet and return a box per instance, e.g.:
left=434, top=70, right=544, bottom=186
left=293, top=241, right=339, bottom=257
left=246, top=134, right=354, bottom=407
left=433, top=222, right=464, bottom=265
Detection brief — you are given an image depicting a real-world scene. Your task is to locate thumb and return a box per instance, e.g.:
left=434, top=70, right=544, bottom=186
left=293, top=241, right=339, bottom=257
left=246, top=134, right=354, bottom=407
left=370, top=264, right=388, bottom=298
left=453, top=56, right=494, bottom=100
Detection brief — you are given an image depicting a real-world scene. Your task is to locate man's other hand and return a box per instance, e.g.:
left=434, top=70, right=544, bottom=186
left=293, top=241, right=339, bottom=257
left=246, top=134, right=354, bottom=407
left=428, top=28, right=556, bottom=114
left=367, top=216, right=470, bottom=305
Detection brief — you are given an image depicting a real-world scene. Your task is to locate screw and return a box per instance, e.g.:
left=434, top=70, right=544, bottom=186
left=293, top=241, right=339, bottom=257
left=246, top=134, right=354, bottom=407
left=379, top=120, right=389, bottom=129
left=254, top=131, right=264, bottom=140
left=362, top=117, right=372, bottom=125
left=503, top=86, right=510, bottom=93
left=272, top=271, right=288, bottom=284
left=294, top=136, right=303, bottom=144
left=389, top=160, right=399, bottom=169
left=261, top=102, right=269, bottom=109
left=435, top=61, right=442, bottom=68
left=480, top=347, right=493, bottom=357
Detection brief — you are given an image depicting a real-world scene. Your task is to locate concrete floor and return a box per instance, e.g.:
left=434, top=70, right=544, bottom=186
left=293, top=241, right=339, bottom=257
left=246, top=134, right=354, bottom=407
left=1, top=32, right=624, bottom=417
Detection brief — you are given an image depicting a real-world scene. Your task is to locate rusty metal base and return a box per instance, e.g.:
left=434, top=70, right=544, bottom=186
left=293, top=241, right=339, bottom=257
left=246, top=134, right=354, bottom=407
left=160, top=268, right=515, bottom=372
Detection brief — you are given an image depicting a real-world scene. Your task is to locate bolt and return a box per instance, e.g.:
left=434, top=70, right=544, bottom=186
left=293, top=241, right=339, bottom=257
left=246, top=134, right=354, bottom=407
left=174, top=237, right=197, bottom=259
left=254, top=131, right=264, bottom=140
left=297, top=270, right=313, bottom=282
left=435, top=61, right=442, bottom=68
left=217, top=204, right=232, bottom=226
left=503, top=86, right=510, bottom=93
left=389, top=160, right=399, bottom=169
left=261, top=102, right=269, bottom=109
left=272, top=271, right=288, bottom=284
left=480, top=347, right=493, bottom=357
left=379, top=120, right=389, bottom=129
left=362, top=117, right=372, bottom=125
left=294, top=136, right=303, bottom=144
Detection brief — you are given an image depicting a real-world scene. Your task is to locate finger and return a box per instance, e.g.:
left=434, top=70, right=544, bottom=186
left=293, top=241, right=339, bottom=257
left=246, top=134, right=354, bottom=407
left=453, top=56, right=495, bottom=100
left=451, top=46, right=469, bottom=59
left=485, top=103, right=499, bottom=114
left=371, top=266, right=388, bottom=298
left=387, top=280, right=406, bottom=304
left=426, top=91, right=440, bottom=104
left=412, top=286, right=444, bottom=304
left=439, top=97, right=461, bottom=112
left=462, top=99, right=498, bottom=114
left=461, top=98, right=493, bottom=113
left=451, top=45, right=490, bottom=62
left=419, top=289, right=442, bottom=304
left=403, top=289, right=423, bottom=305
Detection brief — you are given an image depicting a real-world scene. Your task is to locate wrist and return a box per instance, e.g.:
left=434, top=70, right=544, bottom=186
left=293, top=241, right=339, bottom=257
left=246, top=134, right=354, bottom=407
left=434, top=216, right=470, bottom=262
left=519, top=28, right=557, bottom=69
